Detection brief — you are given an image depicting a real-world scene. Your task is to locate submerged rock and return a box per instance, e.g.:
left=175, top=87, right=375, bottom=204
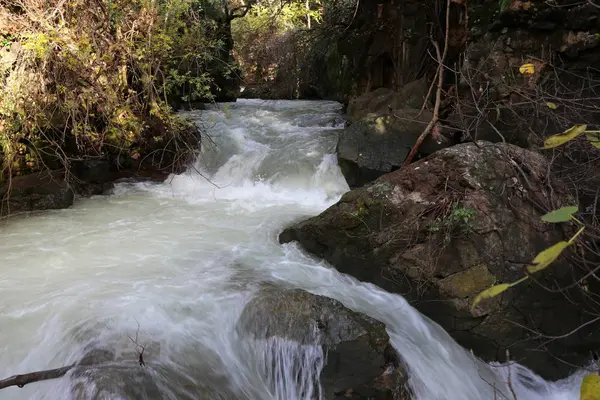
left=0, top=170, right=73, bottom=216
left=70, top=348, right=163, bottom=399
left=238, top=287, right=411, bottom=399
left=71, top=364, right=162, bottom=399
left=280, top=142, right=600, bottom=380
left=336, top=111, right=449, bottom=188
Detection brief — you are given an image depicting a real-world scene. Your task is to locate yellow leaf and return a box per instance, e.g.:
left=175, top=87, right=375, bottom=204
left=471, top=284, right=511, bottom=310
left=519, top=63, right=535, bottom=75
left=527, top=241, right=570, bottom=274
left=587, top=132, right=600, bottom=149
left=580, top=374, right=600, bottom=400
left=543, top=125, right=587, bottom=149
left=546, top=102, right=558, bottom=110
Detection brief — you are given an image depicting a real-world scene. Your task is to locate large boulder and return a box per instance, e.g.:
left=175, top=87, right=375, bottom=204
left=238, top=287, right=410, bottom=399
left=0, top=170, right=74, bottom=216
left=280, top=142, right=600, bottom=380
left=336, top=111, right=449, bottom=188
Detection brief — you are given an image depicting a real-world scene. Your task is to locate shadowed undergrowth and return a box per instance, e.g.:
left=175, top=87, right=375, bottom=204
left=0, top=0, right=236, bottom=184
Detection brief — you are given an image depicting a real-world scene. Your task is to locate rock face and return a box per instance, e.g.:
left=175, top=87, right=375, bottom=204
left=280, top=142, right=600, bottom=380
left=238, top=287, right=410, bottom=399
left=304, top=0, right=433, bottom=103
left=336, top=111, right=449, bottom=188
left=0, top=170, right=74, bottom=216
left=71, top=160, right=115, bottom=196
left=346, top=79, right=428, bottom=123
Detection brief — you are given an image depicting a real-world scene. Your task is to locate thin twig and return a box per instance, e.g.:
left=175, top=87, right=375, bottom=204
left=127, top=318, right=146, bottom=367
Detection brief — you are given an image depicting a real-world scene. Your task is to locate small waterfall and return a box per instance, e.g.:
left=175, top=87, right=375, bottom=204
left=249, top=337, right=324, bottom=400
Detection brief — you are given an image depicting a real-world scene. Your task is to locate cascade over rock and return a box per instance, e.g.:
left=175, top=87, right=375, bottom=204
left=238, top=287, right=411, bottom=399
left=280, top=142, right=600, bottom=380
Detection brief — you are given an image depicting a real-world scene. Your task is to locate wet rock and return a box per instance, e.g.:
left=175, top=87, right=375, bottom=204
left=346, top=79, right=428, bottom=123
left=71, top=363, right=163, bottom=399
left=71, top=160, right=115, bottom=196
left=0, top=170, right=74, bottom=216
left=70, top=347, right=163, bottom=399
left=336, top=111, right=449, bottom=188
left=78, top=348, right=116, bottom=366
left=238, top=287, right=410, bottom=399
left=280, top=142, right=600, bottom=380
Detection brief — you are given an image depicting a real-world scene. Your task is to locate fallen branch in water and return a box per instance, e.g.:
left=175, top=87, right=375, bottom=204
left=0, top=364, right=76, bottom=390
left=0, top=320, right=148, bottom=391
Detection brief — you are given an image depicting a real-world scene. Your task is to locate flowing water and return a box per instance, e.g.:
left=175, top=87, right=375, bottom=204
left=0, top=99, right=590, bottom=400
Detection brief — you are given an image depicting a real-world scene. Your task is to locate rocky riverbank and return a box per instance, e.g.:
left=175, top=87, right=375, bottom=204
left=267, top=0, right=600, bottom=381
left=0, top=130, right=199, bottom=218
left=280, top=141, right=600, bottom=381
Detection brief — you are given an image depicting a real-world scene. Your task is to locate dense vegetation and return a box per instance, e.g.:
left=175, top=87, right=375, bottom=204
left=0, top=0, right=240, bottom=182
left=231, top=0, right=366, bottom=100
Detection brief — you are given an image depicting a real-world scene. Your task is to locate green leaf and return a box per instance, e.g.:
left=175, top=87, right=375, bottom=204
left=543, top=125, right=587, bottom=149
left=580, top=374, right=600, bottom=400
left=527, top=241, right=570, bottom=274
left=587, top=132, right=600, bottom=149
left=546, top=102, right=558, bottom=110
left=541, top=206, right=578, bottom=223
left=471, top=284, right=511, bottom=310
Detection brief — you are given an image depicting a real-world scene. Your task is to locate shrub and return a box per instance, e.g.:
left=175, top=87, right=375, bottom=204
left=0, top=0, right=228, bottom=181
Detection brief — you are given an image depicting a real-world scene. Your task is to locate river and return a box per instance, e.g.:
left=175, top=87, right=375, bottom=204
left=0, top=99, right=588, bottom=399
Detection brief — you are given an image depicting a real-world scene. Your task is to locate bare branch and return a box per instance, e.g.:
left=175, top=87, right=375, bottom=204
left=0, top=364, right=75, bottom=390
left=402, top=0, right=451, bottom=167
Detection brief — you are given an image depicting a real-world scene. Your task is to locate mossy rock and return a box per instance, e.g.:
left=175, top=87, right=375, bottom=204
left=237, top=287, right=409, bottom=399
left=280, top=141, right=600, bottom=380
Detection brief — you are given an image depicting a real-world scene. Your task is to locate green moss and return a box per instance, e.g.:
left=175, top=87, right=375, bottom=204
left=438, top=264, right=497, bottom=298
left=350, top=199, right=369, bottom=218
left=428, top=202, right=477, bottom=240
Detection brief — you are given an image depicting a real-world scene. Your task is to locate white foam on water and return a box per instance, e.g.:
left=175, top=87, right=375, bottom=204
left=0, top=99, right=590, bottom=399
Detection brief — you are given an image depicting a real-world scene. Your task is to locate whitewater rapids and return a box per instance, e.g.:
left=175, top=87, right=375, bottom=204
left=0, top=99, right=589, bottom=399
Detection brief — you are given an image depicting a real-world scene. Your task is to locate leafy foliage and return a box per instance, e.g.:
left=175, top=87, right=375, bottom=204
left=471, top=283, right=512, bottom=309
left=519, top=62, right=535, bottom=75
left=541, top=206, right=579, bottom=223
left=587, top=132, right=600, bottom=149
left=428, top=203, right=477, bottom=245
left=581, top=374, right=600, bottom=400
left=543, top=125, right=588, bottom=149
left=471, top=206, right=581, bottom=311
left=0, top=0, right=231, bottom=180
left=526, top=241, right=571, bottom=274
left=231, top=0, right=321, bottom=93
